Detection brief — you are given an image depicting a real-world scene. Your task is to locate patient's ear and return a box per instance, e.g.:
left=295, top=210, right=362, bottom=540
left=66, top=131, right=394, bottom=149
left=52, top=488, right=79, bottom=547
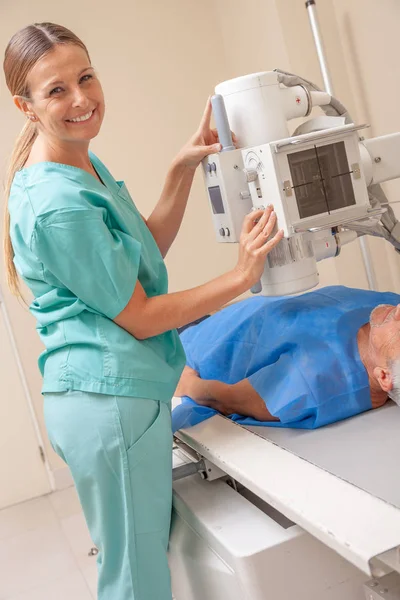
left=373, top=366, right=393, bottom=394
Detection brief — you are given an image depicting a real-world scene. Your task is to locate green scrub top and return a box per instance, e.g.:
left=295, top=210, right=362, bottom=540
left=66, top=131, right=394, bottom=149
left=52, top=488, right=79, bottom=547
left=9, top=152, right=186, bottom=402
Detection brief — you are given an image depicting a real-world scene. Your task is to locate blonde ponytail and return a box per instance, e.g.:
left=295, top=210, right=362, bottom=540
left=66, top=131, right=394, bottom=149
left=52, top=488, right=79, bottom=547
left=3, top=120, right=38, bottom=298
left=3, top=22, right=90, bottom=298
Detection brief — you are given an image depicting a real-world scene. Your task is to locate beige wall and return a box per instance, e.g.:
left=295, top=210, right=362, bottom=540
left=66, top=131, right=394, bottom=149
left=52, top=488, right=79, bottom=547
left=331, top=0, right=400, bottom=293
left=0, top=0, right=229, bottom=473
left=1, top=0, right=400, bottom=479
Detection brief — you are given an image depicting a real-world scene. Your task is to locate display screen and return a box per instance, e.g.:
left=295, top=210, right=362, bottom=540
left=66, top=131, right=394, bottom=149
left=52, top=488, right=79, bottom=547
left=287, top=141, right=356, bottom=219
left=208, top=185, right=225, bottom=215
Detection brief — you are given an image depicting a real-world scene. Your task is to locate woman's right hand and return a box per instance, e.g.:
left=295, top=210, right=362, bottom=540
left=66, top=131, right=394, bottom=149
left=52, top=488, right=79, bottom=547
left=234, top=205, right=284, bottom=288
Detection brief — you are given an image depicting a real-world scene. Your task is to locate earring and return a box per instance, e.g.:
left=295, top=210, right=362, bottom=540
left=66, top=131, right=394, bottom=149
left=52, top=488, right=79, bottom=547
left=27, top=114, right=37, bottom=121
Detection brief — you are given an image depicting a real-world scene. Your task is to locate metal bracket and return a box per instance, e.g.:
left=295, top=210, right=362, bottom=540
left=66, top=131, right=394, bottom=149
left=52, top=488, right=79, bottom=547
left=172, top=458, right=207, bottom=481
left=292, top=207, right=385, bottom=234
left=352, top=162, right=361, bottom=179
left=173, top=438, right=227, bottom=482
left=272, top=123, right=369, bottom=152
left=283, top=180, right=293, bottom=197
left=202, top=458, right=227, bottom=481
left=372, top=548, right=400, bottom=577
left=364, top=572, right=400, bottom=599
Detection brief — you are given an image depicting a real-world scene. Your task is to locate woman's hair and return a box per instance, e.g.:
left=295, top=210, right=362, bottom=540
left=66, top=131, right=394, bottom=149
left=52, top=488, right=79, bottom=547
left=3, top=23, right=90, bottom=297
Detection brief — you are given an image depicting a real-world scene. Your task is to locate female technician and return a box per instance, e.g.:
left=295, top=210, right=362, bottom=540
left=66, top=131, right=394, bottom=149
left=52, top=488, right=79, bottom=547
left=3, top=22, right=283, bottom=600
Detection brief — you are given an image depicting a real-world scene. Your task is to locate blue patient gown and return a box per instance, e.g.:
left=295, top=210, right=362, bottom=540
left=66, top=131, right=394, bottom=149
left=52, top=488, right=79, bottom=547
left=172, top=286, right=400, bottom=432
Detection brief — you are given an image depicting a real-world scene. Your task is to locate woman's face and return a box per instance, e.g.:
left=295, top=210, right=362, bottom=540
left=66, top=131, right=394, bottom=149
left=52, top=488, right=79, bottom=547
left=18, top=43, right=105, bottom=144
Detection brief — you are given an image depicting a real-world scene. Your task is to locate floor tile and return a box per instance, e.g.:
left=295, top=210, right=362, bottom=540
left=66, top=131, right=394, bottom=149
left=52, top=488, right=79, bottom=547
left=5, top=569, right=92, bottom=600
left=80, top=563, right=98, bottom=599
left=0, top=497, right=57, bottom=541
left=59, top=512, right=96, bottom=571
left=47, top=486, right=82, bottom=520
left=0, top=524, right=77, bottom=598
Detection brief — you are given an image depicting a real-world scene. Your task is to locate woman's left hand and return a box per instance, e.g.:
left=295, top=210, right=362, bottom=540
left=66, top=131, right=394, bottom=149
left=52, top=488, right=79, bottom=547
left=174, top=97, right=237, bottom=170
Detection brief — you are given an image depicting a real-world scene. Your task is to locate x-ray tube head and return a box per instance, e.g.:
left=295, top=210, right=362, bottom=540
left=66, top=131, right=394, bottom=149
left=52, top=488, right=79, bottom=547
left=260, top=234, right=319, bottom=296
left=203, top=69, right=389, bottom=297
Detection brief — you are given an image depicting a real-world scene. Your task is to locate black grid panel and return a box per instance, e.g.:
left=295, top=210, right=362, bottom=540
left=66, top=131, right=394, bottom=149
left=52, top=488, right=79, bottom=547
left=287, top=141, right=356, bottom=219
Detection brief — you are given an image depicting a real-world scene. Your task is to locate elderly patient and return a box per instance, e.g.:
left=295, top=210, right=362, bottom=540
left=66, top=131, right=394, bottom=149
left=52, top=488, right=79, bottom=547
left=173, top=285, right=400, bottom=431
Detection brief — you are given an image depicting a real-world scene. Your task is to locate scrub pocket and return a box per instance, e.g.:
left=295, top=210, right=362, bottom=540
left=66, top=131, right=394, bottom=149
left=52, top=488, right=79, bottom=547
left=114, top=396, right=173, bottom=535
left=44, top=391, right=173, bottom=600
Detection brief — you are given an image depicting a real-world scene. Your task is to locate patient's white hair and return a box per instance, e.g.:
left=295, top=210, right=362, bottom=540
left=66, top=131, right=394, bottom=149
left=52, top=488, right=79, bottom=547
left=388, top=359, right=400, bottom=406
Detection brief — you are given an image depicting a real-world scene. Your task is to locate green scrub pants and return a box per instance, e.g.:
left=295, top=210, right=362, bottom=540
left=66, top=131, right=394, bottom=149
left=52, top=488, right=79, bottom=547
left=44, top=391, right=173, bottom=600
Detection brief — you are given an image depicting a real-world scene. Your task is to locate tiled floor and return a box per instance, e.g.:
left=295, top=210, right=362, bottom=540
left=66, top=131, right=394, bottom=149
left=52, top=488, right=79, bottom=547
left=0, top=487, right=97, bottom=600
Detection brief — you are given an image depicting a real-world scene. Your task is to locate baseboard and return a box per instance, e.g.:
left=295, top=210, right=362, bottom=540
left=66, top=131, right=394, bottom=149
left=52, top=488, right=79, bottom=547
left=52, top=465, right=74, bottom=490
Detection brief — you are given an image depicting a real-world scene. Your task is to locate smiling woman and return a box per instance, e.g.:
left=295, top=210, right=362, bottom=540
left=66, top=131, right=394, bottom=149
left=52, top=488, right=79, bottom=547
left=3, top=24, right=105, bottom=298
left=2, top=21, right=283, bottom=600
left=13, top=44, right=104, bottom=166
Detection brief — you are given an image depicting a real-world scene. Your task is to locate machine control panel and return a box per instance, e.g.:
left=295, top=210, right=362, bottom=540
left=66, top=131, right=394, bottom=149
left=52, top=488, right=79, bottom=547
left=218, top=227, right=230, bottom=237
left=202, top=149, right=251, bottom=243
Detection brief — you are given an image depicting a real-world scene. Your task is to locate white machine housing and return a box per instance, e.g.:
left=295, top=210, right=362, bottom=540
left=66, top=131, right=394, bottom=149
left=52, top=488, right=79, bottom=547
left=203, top=71, right=393, bottom=295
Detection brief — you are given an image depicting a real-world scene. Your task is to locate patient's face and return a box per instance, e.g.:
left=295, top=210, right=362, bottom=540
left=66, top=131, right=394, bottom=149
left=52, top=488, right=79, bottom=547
left=369, top=304, right=400, bottom=363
